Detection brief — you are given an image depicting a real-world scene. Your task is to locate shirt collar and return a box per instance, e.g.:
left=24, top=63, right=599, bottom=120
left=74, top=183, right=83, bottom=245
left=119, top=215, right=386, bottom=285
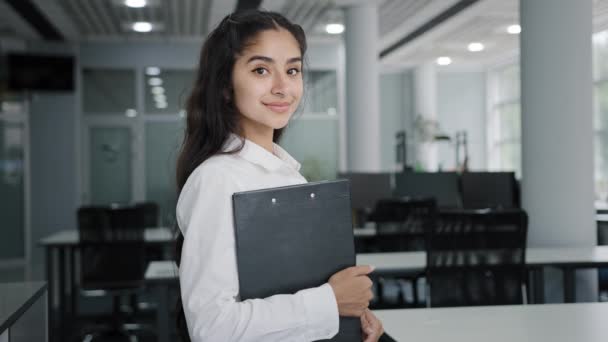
left=223, top=134, right=301, bottom=172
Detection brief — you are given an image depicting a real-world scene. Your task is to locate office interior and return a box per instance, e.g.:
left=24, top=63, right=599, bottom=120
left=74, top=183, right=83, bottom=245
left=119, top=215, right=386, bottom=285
left=2, top=0, right=608, bottom=341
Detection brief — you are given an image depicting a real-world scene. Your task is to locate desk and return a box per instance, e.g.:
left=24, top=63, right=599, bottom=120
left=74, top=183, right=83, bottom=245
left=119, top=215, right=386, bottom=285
left=146, top=246, right=608, bottom=342
left=375, top=302, right=608, bottom=342
left=39, top=227, right=173, bottom=342
left=145, top=261, right=178, bottom=342
left=358, top=247, right=608, bottom=303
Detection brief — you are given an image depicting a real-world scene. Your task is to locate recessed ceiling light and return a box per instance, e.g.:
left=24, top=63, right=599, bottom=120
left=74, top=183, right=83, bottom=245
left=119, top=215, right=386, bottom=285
left=468, top=42, right=484, bottom=52
left=507, top=24, right=521, bottom=34
left=146, top=67, right=161, bottom=76
left=148, top=77, right=163, bottom=86
left=124, top=0, right=146, bottom=8
left=125, top=108, right=137, bottom=117
left=132, top=21, right=153, bottom=33
left=154, top=94, right=166, bottom=102
left=325, top=23, right=344, bottom=34
left=436, top=56, right=452, bottom=66
left=151, top=86, right=165, bottom=95
left=156, top=102, right=168, bottom=109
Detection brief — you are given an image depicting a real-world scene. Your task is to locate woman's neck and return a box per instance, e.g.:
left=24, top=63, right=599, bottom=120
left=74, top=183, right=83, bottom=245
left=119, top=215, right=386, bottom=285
left=240, top=122, right=274, bottom=154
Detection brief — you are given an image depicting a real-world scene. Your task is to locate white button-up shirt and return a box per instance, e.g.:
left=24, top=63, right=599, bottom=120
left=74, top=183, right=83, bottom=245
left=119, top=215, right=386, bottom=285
left=176, top=135, right=340, bottom=341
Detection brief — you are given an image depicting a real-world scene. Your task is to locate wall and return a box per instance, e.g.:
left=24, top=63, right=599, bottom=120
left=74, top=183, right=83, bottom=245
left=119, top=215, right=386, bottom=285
left=436, top=71, right=486, bottom=171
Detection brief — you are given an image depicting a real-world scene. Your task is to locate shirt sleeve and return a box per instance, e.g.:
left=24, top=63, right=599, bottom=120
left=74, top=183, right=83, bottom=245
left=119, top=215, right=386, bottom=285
left=177, top=164, right=340, bottom=342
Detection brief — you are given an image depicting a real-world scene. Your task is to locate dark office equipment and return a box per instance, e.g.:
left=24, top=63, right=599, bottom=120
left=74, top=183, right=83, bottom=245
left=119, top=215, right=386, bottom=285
left=77, top=205, right=147, bottom=341
left=426, top=209, right=528, bottom=307
left=7, top=53, right=75, bottom=91
left=338, top=172, right=393, bottom=227
left=338, top=172, right=392, bottom=211
left=598, top=220, right=608, bottom=299
left=395, top=130, right=408, bottom=170
left=232, top=180, right=360, bottom=342
left=394, top=172, right=461, bottom=208
left=367, top=198, right=437, bottom=308
left=461, top=172, right=519, bottom=209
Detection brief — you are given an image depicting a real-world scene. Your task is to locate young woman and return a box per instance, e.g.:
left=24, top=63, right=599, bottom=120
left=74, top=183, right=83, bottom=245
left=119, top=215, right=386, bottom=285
left=175, top=10, right=384, bottom=341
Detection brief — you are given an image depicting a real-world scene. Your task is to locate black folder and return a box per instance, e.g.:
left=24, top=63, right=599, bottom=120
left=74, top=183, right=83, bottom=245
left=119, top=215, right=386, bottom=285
left=232, top=179, right=361, bottom=341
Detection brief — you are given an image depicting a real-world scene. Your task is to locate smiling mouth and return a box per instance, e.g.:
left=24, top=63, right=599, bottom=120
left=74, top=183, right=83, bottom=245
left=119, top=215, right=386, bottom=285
left=264, top=102, right=291, bottom=113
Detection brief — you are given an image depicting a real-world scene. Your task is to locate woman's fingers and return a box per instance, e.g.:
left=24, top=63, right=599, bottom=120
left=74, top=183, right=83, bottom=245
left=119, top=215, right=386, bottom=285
left=361, top=310, right=371, bottom=330
left=363, top=309, right=383, bottom=342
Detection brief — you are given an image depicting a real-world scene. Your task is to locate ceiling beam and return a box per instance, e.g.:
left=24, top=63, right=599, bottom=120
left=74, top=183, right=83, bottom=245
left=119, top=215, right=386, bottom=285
left=0, top=0, right=40, bottom=41
left=30, top=0, right=80, bottom=41
left=379, top=0, right=480, bottom=59
left=5, top=0, right=64, bottom=41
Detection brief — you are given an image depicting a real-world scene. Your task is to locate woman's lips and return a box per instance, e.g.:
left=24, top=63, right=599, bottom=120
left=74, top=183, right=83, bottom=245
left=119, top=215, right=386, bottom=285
left=264, top=102, right=291, bottom=113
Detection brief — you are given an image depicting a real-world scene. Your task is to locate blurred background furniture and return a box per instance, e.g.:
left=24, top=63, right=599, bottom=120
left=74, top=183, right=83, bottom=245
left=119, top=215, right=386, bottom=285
left=426, top=209, right=528, bottom=307
left=367, top=198, right=436, bottom=308
left=76, top=205, right=148, bottom=341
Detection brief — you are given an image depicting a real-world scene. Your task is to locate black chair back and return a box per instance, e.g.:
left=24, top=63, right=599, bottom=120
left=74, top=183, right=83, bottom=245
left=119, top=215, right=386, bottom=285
left=597, top=220, right=608, bottom=293
left=367, top=198, right=437, bottom=252
left=135, top=201, right=160, bottom=227
left=78, top=205, right=147, bottom=290
left=426, top=209, right=528, bottom=307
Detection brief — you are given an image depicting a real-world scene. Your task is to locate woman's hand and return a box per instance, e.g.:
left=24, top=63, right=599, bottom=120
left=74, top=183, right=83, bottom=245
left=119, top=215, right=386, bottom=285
left=328, top=265, right=374, bottom=317
left=361, top=309, right=384, bottom=342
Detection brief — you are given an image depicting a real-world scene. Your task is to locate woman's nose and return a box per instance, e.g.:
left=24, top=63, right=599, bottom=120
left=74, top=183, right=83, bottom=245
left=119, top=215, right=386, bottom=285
left=271, top=73, right=288, bottom=96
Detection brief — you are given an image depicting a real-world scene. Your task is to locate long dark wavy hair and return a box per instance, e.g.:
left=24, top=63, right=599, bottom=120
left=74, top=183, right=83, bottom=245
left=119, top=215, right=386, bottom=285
left=174, top=10, right=307, bottom=341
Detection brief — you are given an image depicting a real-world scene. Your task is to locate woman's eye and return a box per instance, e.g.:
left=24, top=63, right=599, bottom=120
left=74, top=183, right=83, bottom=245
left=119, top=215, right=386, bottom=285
left=287, top=68, right=300, bottom=76
left=253, top=68, right=268, bottom=75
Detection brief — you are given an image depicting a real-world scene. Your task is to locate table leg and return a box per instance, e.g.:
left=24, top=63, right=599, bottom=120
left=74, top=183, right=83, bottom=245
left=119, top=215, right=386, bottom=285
left=155, top=284, right=170, bottom=342
left=564, top=267, right=576, bottom=303
left=45, top=247, right=56, bottom=342
left=70, top=248, right=76, bottom=315
left=57, top=248, right=66, bottom=342
left=533, top=267, right=545, bottom=304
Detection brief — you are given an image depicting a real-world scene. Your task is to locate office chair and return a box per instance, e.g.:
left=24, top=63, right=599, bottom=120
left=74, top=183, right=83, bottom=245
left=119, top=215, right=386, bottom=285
left=367, top=198, right=437, bottom=308
left=426, top=209, right=528, bottom=307
left=367, top=198, right=436, bottom=252
left=77, top=205, right=148, bottom=342
left=135, top=202, right=160, bottom=227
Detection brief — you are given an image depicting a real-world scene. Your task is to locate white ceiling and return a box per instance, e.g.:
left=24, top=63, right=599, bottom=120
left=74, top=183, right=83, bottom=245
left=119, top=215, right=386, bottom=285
left=3, top=0, right=608, bottom=69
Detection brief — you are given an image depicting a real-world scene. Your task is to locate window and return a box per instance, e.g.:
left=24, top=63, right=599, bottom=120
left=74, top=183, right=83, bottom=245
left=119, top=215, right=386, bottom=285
left=593, top=31, right=608, bottom=201
left=487, top=64, right=521, bottom=177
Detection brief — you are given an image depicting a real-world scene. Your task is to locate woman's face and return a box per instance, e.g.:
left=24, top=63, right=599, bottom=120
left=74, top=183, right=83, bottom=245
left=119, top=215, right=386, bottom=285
left=231, top=28, right=303, bottom=136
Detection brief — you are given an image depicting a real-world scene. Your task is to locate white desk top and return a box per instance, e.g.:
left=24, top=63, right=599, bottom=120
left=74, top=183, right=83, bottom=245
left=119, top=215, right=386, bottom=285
left=375, top=302, right=608, bottom=342
left=356, top=246, right=608, bottom=272
left=145, top=260, right=179, bottom=282
left=353, top=227, right=376, bottom=237
left=146, top=246, right=608, bottom=282
left=39, top=227, right=173, bottom=246
left=596, top=214, right=608, bottom=222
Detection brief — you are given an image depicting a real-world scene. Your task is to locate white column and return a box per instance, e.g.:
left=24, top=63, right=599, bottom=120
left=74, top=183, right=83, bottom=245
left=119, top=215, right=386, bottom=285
left=520, top=0, right=596, bottom=301
left=414, top=62, right=438, bottom=171
left=344, top=3, right=381, bottom=172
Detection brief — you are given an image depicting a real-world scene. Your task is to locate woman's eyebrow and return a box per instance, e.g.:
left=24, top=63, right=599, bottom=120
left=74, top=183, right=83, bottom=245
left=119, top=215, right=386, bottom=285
left=246, top=55, right=302, bottom=64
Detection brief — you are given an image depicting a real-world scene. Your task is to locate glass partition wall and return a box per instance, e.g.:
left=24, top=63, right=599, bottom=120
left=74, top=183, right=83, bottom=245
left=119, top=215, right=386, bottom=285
left=82, top=67, right=342, bottom=226
left=0, top=94, right=29, bottom=275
